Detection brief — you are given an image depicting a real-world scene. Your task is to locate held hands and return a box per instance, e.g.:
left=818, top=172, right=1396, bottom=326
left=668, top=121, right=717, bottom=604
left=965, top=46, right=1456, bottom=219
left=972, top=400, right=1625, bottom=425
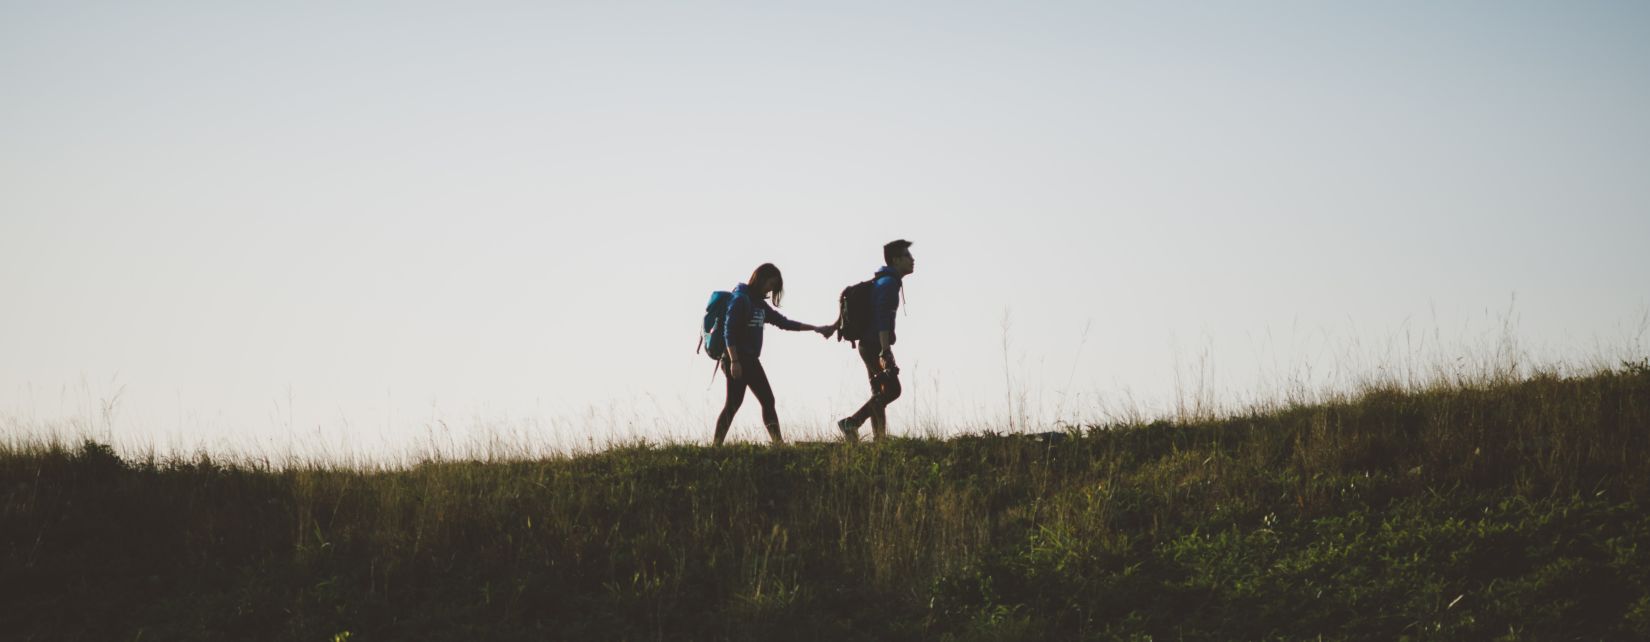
left=815, top=324, right=836, bottom=339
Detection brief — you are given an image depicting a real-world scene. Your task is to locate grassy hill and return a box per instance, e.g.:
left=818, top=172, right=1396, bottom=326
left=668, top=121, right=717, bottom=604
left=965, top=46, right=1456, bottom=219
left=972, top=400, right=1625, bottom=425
left=5, top=363, right=1650, bottom=640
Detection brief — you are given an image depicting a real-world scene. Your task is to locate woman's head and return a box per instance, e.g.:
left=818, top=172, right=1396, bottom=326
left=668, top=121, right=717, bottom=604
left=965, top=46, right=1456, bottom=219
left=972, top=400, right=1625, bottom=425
left=748, top=263, right=784, bottom=306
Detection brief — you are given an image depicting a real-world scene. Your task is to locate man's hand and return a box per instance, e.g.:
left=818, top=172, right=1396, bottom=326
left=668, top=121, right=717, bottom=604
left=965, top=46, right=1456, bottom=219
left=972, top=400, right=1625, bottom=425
left=879, top=350, right=897, bottom=374
left=816, top=325, right=836, bottom=339
left=728, top=360, right=743, bottom=380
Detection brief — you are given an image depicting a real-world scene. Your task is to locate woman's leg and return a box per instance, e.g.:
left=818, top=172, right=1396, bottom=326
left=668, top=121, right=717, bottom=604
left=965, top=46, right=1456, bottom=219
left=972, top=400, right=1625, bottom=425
left=713, top=358, right=748, bottom=446
left=743, top=359, right=783, bottom=444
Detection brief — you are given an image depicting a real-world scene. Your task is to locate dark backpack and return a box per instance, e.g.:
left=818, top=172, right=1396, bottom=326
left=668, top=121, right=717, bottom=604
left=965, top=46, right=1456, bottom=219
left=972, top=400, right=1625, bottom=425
left=699, top=290, right=734, bottom=360
left=833, top=277, right=879, bottom=347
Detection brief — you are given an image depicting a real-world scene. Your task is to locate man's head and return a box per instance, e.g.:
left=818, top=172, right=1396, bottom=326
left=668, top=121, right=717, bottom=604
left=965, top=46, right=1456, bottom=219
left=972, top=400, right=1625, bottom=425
left=884, top=239, right=915, bottom=276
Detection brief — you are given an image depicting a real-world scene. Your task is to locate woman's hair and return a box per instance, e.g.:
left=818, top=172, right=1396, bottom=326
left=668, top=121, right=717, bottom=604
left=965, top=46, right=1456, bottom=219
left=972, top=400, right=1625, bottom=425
left=748, top=263, right=784, bottom=307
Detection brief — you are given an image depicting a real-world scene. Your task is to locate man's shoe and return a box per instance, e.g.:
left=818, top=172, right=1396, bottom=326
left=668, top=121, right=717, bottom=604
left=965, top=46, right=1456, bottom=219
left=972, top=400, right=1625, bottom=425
left=837, top=417, right=862, bottom=442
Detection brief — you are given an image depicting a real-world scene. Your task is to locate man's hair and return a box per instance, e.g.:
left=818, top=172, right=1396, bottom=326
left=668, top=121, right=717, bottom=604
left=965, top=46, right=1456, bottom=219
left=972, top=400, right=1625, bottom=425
left=883, top=239, right=913, bottom=265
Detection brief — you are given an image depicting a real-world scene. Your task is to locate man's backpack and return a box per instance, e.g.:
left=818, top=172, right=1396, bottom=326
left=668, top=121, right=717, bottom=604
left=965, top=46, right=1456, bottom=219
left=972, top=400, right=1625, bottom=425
left=699, top=290, right=734, bottom=360
left=833, top=277, right=879, bottom=347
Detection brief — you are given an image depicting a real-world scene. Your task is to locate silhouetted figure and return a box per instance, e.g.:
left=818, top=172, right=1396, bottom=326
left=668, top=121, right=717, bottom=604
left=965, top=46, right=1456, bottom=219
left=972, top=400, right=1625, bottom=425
left=714, top=263, right=833, bottom=446
left=837, top=239, right=915, bottom=442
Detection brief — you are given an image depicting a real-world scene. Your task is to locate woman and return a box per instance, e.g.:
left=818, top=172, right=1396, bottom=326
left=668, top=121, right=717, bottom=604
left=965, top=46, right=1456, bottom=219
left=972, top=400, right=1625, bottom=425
left=715, top=263, right=833, bottom=446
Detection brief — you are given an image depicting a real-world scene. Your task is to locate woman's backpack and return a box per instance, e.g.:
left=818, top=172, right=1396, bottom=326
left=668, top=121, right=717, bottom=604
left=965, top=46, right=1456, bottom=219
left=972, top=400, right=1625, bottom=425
left=699, top=290, right=734, bottom=360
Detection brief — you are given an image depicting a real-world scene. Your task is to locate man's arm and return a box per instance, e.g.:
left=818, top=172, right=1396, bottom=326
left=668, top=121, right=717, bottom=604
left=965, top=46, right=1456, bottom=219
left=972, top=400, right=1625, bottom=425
left=872, top=277, right=900, bottom=369
left=878, top=330, right=896, bottom=372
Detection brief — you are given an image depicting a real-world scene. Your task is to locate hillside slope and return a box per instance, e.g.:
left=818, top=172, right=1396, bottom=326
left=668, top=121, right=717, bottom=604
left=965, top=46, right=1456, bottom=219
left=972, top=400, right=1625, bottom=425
left=4, top=365, right=1649, bottom=640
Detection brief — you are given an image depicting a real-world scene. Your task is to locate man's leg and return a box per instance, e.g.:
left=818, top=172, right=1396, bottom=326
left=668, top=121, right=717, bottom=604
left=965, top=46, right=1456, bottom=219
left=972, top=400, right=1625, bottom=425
left=845, top=344, right=880, bottom=425
left=868, top=366, right=900, bottom=441
left=847, top=342, right=901, bottom=440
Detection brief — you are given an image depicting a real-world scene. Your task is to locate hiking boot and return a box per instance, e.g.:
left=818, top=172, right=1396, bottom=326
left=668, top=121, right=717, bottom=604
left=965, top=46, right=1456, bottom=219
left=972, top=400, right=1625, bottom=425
left=837, top=417, right=863, bottom=442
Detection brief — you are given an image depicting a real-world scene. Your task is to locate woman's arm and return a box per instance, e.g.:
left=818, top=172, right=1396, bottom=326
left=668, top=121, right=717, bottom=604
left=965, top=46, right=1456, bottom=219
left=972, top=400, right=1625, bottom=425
left=724, top=295, right=750, bottom=377
left=763, top=304, right=832, bottom=336
left=726, top=345, right=743, bottom=379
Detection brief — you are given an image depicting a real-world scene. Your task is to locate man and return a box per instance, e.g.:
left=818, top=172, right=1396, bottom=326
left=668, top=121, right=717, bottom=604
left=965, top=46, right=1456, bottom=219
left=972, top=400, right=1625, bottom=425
left=838, top=239, right=915, bottom=442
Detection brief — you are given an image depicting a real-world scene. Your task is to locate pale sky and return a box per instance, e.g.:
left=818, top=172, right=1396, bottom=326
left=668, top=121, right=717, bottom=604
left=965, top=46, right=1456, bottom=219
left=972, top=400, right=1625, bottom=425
left=3, top=2, right=1647, bottom=457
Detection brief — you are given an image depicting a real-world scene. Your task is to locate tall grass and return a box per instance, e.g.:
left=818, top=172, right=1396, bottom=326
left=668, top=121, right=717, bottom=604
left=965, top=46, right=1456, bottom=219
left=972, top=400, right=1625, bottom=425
left=3, top=360, right=1649, bottom=640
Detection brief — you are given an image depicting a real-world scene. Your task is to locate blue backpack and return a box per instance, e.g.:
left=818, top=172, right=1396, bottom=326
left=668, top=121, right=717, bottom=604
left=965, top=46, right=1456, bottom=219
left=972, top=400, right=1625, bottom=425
left=699, top=290, right=734, bottom=360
